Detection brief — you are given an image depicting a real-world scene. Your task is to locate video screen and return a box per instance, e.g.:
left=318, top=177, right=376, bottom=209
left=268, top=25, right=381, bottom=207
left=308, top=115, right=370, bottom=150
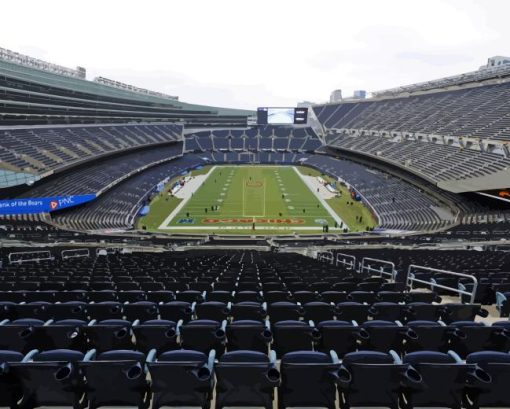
left=257, top=107, right=308, bottom=125
left=268, top=108, right=294, bottom=124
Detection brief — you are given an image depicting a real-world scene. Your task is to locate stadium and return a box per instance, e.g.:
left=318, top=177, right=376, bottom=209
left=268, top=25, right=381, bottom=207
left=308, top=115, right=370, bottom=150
left=1, top=1, right=510, bottom=408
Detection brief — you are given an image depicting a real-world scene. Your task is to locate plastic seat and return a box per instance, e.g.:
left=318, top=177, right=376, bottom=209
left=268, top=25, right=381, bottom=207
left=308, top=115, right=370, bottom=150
left=46, top=301, right=88, bottom=321
left=440, top=303, right=488, bottom=324
left=360, top=320, right=405, bottom=353
left=11, top=349, right=86, bottom=408
left=148, top=349, right=215, bottom=409
left=231, top=301, right=266, bottom=321
left=176, top=290, right=204, bottom=303
left=377, top=291, right=407, bottom=303
left=303, top=301, right=335, bottom=323
left=33, top=319, right=89, bottom=351
left=448, top=321, right=495, bottom=358
left=272, top=320, right=319, bottom=357
left=159, top=301, right=194, bottom=323
left=404, top=302, right=442, bottom=321
left=264, top=291, right=291, bottom=303
left=292, top=291, right=318, bottom=304
left=320, top=291, right=349, bottom=304
left=279, top=351, right=340, bottom=409
left=132, top=319, right=179, bottom=353
left=83, top=319, right=134, bottom=352
left=403, top=350, right=489, bottom=409
left=234, top=290, right=263, bottom=303
left=215, top=350, right=280, bottom=409
left=80, top=350, right=151, bottom=409
left=335, top=302, right=370, bottom=322
left=369, top=302, right=404, bottom=321
left=180, top=319, right=227, bottom=355
left=0, top=350, right=24, bottom=407
left=145, top=290, right=175, bottom=303
left=226, top=320, right=272, bottom=353
left=206, top=290, right=233, bottom=303
left=405, top=320, right=449, bottom=353
left=339, top=351, right=414, bottom=409
left=196, top=301, right=230, bottom=321
left=86, top=301, right=123, bottom=320
left=117, top=290, right=147, bottom=303
left=0, top=319, right=46, bottom=353
left=465, top=351, right=510, bottom=408
left=316, top=320, right=367, bottom=357
left=267, top=302, right=302, bottom=323
left=123, top=301, right=158, bottom=322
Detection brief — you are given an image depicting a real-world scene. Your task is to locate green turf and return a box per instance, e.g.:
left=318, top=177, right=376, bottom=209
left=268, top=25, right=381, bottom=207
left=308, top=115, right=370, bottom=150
left=297, top=167, right=377, bottom=231
left=138, top=165, right=377, bottom=235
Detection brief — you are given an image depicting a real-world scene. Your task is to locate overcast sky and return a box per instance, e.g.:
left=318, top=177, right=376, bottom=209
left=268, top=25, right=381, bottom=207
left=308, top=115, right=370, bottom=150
left=1, top=0, right=508, bottom=109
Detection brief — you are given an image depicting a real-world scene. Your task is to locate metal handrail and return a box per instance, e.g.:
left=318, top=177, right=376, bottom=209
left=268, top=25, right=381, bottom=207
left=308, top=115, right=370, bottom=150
left=361, top=257, right=396, bottom=279
left=61, top=248, right=90, bottom=260
left=407, top=264, right=478, bottom=304
left=335, top=253, right=356, bottom=271
left=8, top=250, right=53, bottom=264
left=318, top=251, right=334, bottom=265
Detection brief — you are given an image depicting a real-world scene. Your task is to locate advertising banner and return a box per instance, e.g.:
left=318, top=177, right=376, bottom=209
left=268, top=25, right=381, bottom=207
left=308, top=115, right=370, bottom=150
left=0, top=194, right=96, bottom=215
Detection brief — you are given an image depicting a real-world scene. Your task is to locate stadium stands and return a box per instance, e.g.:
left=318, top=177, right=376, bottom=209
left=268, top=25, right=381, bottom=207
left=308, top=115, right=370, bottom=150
left=18, top=143, right=183, bottom=197
left=0, top=49, right=251, bottom=127
left=304, top=154, right=454, bottom=230
left=314, top=82, right=510, bottom=141
left=327, top=133, right=510, bottom=183
left=0, top=249, right=508, bottom=408
left=0, top=123, right=183, bottom=188
left=185, top=126, right=323, bottom=162
left=52, top=155, right=204, bottom=231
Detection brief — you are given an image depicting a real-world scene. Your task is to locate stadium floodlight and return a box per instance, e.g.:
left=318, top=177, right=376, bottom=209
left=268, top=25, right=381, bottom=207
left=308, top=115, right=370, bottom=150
left=94, top=76, right=179, bottom=101
left=0, top=46, right=86, bottom=79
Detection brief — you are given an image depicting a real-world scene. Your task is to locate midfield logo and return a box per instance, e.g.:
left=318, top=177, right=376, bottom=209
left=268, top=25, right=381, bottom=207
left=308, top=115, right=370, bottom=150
left=178, top=218, right=195, bottom=224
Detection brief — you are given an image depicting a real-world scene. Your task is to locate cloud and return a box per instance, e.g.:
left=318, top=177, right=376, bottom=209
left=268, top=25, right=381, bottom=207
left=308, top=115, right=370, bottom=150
left=0, top=0, right=509, bottom=107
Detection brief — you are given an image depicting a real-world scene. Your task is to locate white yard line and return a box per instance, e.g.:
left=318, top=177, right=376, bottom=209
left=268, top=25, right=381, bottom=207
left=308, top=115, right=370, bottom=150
left=263, top=177, right=266, bottom=217
left=158, top=165, right=217, bottom=229
left=292, top=166, right=349, bottom=230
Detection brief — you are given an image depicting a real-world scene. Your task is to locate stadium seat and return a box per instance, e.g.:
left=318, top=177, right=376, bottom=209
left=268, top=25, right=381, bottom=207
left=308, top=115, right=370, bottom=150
left=0, top=319, right=46, bottom=353
left=335, top=302, right=370, bottom=322
left=231, top=301, right=266, bottom=321
left=180, top=319, right=227, bottom=355
left=196, top=301, right=231, bottom=321
left=404, top=320, right=449, bottom=353
left=215, top=350, right=280, bottom=409
left=84, top=319, right=134, bottom=352
left=338, top=350, right=415, bottom=409
left=279, top=351, right=340, bottom=409
left=465, top=351, right=510, bottom=408
left=0, top=350, right=24, bottom=408
left=316, top=320, right=367, bottom=356
left=132, top=319, right=179, bottom=353
left=79, top=350, right=152, bottom=409
left=226, top=320, right=272, bottom=353
left=403, top=351, right=490, bottom=409
left=11, top=349, right=86, bottom=408
left=148, top=349, right=215, bottom=409
left=159, top=301, right=194, bottom=322
left=360, top=320, right=405, bottom=353
left=369, top=302, right=404, bottom=321
left=272, top=320, right=319, bottom=357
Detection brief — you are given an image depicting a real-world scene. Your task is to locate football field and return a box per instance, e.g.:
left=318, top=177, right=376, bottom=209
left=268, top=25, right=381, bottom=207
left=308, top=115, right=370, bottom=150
left=138, top=165, right=377, bottom=234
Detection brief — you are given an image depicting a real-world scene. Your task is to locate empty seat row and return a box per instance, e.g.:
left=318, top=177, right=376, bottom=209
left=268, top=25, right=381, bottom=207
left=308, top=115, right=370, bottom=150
left=2, top=317, right=509, bottom=359
left=0, top=300, right=487, bottom=324
left=3, top=348, right=510, bottom=409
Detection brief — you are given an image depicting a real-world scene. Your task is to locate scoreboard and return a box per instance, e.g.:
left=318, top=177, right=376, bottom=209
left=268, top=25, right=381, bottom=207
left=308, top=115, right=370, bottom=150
left=257, top=107, right=308, bottom=125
